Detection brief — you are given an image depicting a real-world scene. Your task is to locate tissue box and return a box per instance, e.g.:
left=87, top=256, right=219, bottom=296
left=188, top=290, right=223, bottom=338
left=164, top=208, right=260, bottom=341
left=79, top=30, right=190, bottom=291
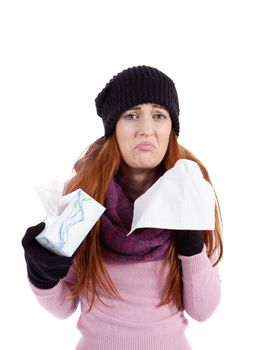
left=36, top=189, right=106, bottom=257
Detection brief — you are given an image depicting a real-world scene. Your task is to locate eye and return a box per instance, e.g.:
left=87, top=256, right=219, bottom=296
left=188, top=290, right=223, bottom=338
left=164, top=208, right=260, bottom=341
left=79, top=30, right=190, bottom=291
left=124, top=113, right=138, bottom=120
left=153, top=113, right=166, bottom=120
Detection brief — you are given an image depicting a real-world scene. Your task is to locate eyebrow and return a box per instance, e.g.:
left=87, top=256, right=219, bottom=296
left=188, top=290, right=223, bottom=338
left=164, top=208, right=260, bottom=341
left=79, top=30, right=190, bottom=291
left=127, top=104, right=167, bottom=111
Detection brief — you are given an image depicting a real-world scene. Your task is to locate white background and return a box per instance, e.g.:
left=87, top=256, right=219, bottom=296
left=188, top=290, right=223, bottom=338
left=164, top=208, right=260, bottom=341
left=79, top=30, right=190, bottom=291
left=1, top=0, right=270, bottom=349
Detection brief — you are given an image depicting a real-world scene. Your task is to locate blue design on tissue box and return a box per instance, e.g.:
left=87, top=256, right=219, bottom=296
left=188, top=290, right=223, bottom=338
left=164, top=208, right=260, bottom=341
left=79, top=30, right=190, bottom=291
left=58, top=189, right=91, bottom=248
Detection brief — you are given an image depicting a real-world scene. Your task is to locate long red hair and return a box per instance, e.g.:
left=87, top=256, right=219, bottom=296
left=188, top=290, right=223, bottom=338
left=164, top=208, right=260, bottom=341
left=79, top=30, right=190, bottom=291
left=64, top=131, right=223, bottom=311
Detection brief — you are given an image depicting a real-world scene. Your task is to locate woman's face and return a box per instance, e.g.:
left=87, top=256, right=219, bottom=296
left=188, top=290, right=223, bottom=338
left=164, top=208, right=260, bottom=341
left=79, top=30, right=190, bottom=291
left=115, top=103, right=172, bottom=169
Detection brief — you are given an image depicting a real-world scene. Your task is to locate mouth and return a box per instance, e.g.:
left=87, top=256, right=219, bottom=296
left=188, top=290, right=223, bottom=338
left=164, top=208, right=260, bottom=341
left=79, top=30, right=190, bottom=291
left=135, top=143, right=156, bottom=150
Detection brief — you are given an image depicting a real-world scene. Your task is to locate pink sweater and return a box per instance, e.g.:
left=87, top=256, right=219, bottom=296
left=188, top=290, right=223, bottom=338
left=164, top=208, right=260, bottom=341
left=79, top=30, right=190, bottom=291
left=29, top=245, right=221, bottom=350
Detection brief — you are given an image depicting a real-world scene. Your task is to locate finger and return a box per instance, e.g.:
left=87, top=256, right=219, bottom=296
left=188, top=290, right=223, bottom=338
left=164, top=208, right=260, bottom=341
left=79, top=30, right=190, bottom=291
left=40, top=254, right=73, bottom=269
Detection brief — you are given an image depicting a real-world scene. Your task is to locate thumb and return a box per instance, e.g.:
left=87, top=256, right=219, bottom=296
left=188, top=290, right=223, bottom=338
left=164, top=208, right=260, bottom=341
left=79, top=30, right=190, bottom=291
left=21, top=222, right=46, bottom=248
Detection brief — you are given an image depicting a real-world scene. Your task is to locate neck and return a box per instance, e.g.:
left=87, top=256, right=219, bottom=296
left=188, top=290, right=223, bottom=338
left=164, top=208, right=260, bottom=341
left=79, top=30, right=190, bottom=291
left=118, top=162, right=159, bottom=197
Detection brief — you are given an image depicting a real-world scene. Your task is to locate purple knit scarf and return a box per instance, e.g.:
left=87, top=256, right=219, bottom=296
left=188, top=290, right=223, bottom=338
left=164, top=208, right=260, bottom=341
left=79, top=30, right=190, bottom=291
left=100, top=169, right=172, bottom=262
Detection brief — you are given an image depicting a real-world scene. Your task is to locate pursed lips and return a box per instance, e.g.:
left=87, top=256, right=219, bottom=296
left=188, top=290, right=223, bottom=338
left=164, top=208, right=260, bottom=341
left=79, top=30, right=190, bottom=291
left=135, top=142, right=156, bottom=150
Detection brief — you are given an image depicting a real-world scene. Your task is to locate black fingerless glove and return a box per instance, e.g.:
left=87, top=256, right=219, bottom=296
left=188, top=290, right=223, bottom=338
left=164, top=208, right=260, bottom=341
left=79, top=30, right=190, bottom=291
left=173, top=230, right=204, bottom=256
left=21, top=222, right=73, bottom=289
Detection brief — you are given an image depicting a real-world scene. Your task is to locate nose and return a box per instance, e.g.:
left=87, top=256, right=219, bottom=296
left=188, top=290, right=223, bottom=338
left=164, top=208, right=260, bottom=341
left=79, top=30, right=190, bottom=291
left=137, top=115, right=155, bottom=136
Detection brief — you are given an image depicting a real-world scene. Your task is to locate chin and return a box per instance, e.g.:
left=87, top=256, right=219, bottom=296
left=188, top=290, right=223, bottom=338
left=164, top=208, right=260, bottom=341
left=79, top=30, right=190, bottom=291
left=132, top=160, right=161, bottom=169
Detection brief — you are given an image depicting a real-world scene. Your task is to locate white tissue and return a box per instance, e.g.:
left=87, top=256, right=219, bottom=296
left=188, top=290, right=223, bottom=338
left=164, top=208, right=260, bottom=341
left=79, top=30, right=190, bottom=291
left=127, top=159, right=216, bottom=235
left=34, top=180, right=106, bottom=256
left=34, top=179, right=66, bottom=217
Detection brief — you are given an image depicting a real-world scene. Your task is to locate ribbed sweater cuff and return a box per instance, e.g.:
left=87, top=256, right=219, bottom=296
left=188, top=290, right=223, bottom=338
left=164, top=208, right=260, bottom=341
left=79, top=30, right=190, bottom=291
left=177, top=245, right=210, bottom=275
left=28, top=277, right=61, bottom=295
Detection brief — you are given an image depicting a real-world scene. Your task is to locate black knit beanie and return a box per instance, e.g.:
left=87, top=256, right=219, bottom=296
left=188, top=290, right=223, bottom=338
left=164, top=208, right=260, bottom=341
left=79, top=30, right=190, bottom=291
left=95, top=65, right=180, bottom=139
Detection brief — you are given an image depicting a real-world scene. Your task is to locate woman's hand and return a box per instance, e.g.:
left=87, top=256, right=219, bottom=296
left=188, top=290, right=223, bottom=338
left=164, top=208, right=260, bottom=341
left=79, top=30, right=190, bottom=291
left=21, top=222, right=74, bottom=289
left=173, top=230, right=204, bottom=256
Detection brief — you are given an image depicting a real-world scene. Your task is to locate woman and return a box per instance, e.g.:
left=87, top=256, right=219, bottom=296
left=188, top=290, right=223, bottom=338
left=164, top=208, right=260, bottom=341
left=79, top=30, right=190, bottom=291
left=22, top=65, right=223, bottom=350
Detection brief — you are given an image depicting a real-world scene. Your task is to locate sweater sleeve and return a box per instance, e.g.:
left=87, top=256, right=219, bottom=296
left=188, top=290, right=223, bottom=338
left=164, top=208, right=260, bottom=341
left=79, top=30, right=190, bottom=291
left=178, top=244, right=221, bottom=322
left=28, top=263, right=79, bottom=319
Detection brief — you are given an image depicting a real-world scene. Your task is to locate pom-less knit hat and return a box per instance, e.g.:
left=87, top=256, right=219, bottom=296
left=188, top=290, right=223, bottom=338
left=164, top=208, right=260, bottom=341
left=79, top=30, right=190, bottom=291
left=95, top=65, right=180, bottom=139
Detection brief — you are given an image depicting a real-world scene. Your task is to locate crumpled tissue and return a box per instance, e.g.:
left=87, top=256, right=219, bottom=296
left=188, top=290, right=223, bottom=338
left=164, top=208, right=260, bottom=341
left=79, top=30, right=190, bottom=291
left=127, top=159, right=216, bottom=236
left=34, top=180, right=106, bottom=257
